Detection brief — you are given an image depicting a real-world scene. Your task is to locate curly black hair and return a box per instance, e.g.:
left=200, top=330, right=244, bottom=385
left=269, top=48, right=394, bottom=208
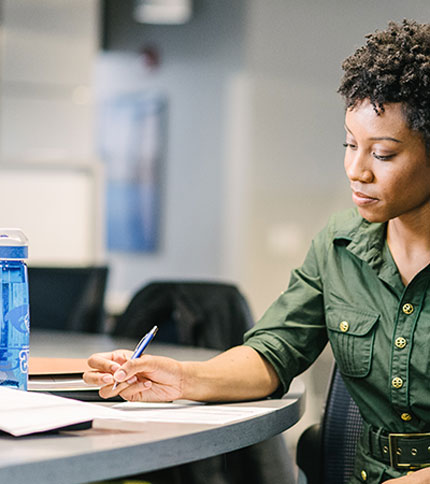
left=338, top=19, right=430, bottom=149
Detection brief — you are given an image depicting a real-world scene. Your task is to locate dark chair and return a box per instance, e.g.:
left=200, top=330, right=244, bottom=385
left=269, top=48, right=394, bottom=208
left=113, top=281, right=253, bottom=350
left=112, top=280, right=296, bottom=484
left=28, top=266, right=109, bottom=333
left=296, top=364, right=364, bottom=484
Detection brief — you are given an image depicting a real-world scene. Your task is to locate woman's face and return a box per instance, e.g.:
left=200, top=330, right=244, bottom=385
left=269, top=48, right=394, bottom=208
left=344, top=99, right=430, bottom=223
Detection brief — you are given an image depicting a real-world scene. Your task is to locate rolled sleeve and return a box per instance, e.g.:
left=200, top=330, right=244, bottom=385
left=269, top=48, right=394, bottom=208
left=244, top=237, right=328, bottom=395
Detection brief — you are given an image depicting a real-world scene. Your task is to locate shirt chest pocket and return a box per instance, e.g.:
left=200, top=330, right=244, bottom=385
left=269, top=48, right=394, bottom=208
left=326, top=306, right=380, bottom=378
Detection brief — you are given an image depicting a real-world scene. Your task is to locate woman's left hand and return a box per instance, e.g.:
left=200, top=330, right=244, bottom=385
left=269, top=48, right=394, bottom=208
left=385, top=468, right=430, bottom=483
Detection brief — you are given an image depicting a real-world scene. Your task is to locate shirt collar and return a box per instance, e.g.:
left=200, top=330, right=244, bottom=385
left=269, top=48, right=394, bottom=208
left=332, top=209, right=402, bottom=290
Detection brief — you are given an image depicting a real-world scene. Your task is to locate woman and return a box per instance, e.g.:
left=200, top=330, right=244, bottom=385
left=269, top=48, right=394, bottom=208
left=84, top=20, right=430, bottom=483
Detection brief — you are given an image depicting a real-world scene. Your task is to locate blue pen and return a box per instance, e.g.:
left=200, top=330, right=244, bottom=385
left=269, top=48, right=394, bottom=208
left=112, top=325, right=158, bottom=390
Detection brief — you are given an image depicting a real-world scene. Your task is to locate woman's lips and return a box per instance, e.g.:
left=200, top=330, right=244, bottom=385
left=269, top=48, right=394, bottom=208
left=352, top=190, right=378, bottom=206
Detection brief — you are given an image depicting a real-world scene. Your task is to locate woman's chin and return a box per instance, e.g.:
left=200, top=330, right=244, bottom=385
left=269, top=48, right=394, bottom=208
left=356, top=206, right=388, bottom=224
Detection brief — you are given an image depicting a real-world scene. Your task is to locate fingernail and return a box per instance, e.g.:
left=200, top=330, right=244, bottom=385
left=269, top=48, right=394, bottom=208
left=126, top=376, right=137, bottom=384
left=110, top=363, right=120, bottom=372
left=144, top=381, right=152, bottom=388
left=114, top=369, right=127, bottom=381
left=102, top=374, right=114, bottom=384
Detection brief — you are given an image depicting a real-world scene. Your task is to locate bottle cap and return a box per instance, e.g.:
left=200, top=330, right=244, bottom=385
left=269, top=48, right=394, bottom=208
left=0, top=228, right=28, bottom=260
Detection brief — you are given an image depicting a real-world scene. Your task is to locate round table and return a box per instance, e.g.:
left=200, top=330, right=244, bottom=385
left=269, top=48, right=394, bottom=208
left=0, top=330, right=306, bottom=484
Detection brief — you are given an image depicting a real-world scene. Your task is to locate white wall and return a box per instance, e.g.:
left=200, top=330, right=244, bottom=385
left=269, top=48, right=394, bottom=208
left=0, top=0, right=99, bottom=161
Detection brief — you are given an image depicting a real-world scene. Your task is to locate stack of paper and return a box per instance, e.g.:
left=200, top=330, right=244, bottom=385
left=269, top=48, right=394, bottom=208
left=0, top=387, right=119, bottom=436
left=28, top=357, right=101, bottom=400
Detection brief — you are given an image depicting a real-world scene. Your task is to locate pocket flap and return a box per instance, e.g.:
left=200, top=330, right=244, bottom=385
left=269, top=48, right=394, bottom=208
left=326, top=306, right=379, bottom=336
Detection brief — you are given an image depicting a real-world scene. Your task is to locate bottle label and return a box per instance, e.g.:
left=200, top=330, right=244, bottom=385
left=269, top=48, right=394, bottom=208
left=6, top=304, right=30, bottom=334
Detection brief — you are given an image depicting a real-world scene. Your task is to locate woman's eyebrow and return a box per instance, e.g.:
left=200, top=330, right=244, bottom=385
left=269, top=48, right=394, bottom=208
left=344, top=124, right=402, bottom=143
left=369, top=136, right=402, bottom=143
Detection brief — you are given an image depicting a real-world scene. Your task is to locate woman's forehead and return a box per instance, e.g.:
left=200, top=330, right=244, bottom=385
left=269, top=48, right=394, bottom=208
left=345, top=100, right=411, bottom=138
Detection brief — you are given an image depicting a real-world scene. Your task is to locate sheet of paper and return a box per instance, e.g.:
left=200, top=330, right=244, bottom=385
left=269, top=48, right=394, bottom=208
left=102, top=403, right=274, bottom=425
left=0, top=387, right=120, bottom=436
left=113, top=401, right=204, bottom=410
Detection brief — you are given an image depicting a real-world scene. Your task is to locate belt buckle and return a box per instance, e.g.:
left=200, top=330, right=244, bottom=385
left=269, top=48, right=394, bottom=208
left=388, top=432, right=430, bottom=470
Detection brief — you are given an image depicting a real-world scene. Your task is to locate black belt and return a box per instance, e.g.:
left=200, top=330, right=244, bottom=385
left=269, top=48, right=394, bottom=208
left=364, top=424, right=430, bottom=470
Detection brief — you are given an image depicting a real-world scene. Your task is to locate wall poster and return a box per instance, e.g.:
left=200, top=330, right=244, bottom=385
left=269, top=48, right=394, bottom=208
left=98, top=92, right=167, bottom=252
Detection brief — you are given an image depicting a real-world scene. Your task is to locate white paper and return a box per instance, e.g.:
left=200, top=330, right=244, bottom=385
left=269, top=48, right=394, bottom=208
left=0, top=387, right=120, bottom=436
left=0, top=387, right=275, bottom=436
left=102, top=403, right=273, bottom=425
left=113, top=401, right=203, bottom=410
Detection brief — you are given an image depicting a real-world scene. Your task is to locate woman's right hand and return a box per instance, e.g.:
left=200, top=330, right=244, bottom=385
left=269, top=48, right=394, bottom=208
left=83, top=350, right=186, bottom=402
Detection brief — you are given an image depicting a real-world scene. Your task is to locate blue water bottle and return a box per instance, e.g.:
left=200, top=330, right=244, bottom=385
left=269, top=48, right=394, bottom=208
left=0, top=229, right=30, bottom=390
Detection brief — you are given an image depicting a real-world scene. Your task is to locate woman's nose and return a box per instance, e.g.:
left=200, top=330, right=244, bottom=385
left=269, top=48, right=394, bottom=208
left=345, top=151, right=374, bottom=183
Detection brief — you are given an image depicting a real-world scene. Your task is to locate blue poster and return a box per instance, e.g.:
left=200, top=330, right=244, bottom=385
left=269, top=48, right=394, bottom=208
left=97, top=92, right=166, bottom=252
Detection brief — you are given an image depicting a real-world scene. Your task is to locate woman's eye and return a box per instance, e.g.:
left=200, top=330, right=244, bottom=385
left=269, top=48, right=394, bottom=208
left=343, top=142, right=357, bottom=149
left=373, top=152, right=395, bottom=161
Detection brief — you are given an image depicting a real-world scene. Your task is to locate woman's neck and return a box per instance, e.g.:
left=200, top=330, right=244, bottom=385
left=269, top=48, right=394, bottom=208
left=387, top=207, right=430, bottom=285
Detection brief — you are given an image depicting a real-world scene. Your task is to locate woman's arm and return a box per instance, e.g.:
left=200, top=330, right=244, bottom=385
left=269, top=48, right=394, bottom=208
left=83, top=345, right=280, bottom=402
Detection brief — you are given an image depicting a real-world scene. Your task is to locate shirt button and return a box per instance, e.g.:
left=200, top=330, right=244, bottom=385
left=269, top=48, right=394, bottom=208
left=392, top=377, right=403, bottom=389
left=401, top=413, right=412, bottom=421
left=395, top=337, right=407, bottom=349
left=361, top=469, right=367, bottom=481
left=339, top=321, right=349, bottom=332
left=402, top=303, right=414, bottom=315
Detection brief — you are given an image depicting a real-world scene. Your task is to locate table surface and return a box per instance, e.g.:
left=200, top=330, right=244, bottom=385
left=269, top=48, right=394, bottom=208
left=0, top=330, right=306, bottom=484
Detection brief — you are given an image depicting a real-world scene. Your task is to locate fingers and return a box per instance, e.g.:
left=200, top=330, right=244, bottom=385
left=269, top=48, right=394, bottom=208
left=111, top=355, right=156, bottom=384
left=84, top=352, right=182, bottom=402
left=83, top=350, right=133, bottom=389
left=118, top=380, right=153, bottom=401
left=97, top=376, right=152, bottom=400
left=87, top=350, right=132, bottom=372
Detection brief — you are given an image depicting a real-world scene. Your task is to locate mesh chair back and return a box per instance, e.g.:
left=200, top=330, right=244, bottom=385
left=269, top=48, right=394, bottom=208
left=322, top=366, right=364, bottom=484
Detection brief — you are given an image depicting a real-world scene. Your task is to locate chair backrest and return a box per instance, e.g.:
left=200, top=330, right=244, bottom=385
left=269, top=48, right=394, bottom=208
left=28, top=266, right=109, bottom=333
left=113, top=281, right=254, bottom=350
left=321, top=365, right=364, bottom=484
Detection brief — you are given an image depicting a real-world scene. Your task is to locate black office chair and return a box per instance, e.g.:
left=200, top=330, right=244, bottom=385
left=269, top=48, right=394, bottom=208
left=28, top=266, right=109, bottom=333
left=113, top=281, right=253, bottom=349
left=296, top=364, right=364, bottom=484
left=112, top=280, right=296, bottom=484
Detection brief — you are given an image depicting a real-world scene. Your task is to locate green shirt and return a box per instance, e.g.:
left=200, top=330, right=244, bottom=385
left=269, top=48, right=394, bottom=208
left=244, top=208, right=430, bottom=482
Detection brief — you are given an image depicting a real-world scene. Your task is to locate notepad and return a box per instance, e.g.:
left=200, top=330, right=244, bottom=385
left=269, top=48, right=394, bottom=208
left=27, top=357, right=101, bottom=400
left=28, top=357, right=92, bottom=375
